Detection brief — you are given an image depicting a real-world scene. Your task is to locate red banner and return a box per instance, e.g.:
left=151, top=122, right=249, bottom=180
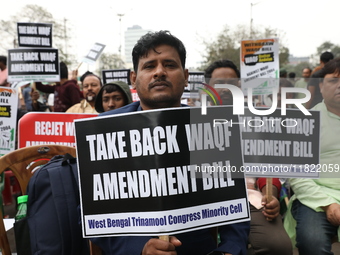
left=18, top=112, right=97, bottom=148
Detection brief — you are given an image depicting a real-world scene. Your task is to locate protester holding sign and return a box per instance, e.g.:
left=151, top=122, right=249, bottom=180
left=204, top=59, right=292, bottom=255
left=66, top=71, right=102, bottom=113
left=92, top=30, right=249, bottom=255
left=35, top=62, right=83, bottom=112
left=284, top=57, right=340, bottom=255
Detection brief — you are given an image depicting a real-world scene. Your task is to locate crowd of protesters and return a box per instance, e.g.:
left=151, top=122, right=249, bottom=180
left=0, top=29, right=340, bottom=255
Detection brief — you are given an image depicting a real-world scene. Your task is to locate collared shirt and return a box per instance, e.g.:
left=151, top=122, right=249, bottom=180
left=284, top=101, right=340, bottom=244
left=66, top=99, right=98, bottom=114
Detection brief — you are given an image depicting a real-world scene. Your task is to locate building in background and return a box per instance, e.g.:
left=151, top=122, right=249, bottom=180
left=124, top=25, right=152, bottom=68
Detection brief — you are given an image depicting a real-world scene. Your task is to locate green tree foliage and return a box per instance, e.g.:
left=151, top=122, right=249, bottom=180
left=199, top=24, right=289, bottom=71
left=0, top=4, right=76, bottom=66
left=316, top=41, right=340, bottom=58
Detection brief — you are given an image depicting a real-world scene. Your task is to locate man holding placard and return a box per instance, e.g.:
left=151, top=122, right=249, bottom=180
left=284, top=57, right=340, bottom=255
left=93, top=30, right=249, bottom=255
left=204, top=59, right=292, bottom=255
left=35, top=62, right=82, bottom=112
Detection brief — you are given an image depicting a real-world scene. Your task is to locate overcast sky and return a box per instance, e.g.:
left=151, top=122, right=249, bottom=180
left=3, top=0, right=340, bottom=71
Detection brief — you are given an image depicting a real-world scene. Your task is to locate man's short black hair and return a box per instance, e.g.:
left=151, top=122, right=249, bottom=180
left=288, top=72, right=296, bottom=79
left=204, top=59, right=240, bottom=79
left=60, top=62, right=68, bottom=79
left=132, top=30, right=186, bottom=72
left=80, top=71, right=93, bottom=83
left=80, top=71, right=103, bottom=86
left=319, top=57, right=340, bottom=78
left=0, top=55, right=7, bottom=65
left=320, top=51, right=334, bottom=64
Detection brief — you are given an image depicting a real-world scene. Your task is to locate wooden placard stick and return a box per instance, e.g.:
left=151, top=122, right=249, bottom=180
left=76, top=62, right=83, bottom=70
left=266, top=177, right=273, bottom=202
left=159, top=235, right=169, bottom=242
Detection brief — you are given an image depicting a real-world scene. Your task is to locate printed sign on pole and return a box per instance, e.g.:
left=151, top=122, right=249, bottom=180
left=240, top=108, right=320, bottom=178
left=7, top=48, right=59, bottom=82
left=17, top=22, right=53, bottom=48
left=102, top=69, right=131, bottom=85
left=188, top=71, right=205, bottom=92
left=82, top=43, right=106, bottom=65
left=184, top=71, right=205, bottom=105
left=240, top=38, right=279, bottom=95
left=75, top=106, right=249, bottom=237
left=0, top=87, right=18, bottom=156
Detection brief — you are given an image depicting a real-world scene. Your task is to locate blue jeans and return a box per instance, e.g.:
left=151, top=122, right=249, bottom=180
left=292, top=199, right=338, bottom=255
